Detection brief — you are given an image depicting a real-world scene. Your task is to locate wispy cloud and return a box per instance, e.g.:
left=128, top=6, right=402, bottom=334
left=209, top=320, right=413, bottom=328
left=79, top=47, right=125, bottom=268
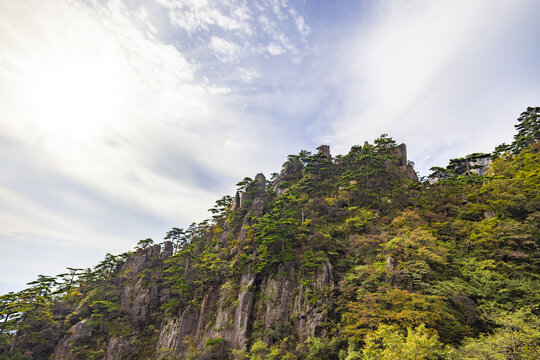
left=209, top=36, right=241, bottom=62
left=156, top=0, right=307, bottom=62
left=266, top=43, right=285, bottom=56
left=2, top=0, right=539, bottom=293
left=0, top=0, right=313, bottom=288
left=327, top=0, right=540, bottom=174
left=0, top=0, right=210, bottom=244
left=293, top=14, right=310, bottom=39
left=155, top=0, right=253, bottom=35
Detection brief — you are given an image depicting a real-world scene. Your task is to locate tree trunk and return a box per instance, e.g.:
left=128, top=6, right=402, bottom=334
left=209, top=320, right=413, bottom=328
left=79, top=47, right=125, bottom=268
left=8, top=313, right=26, bottom=355
left=0, top=312, right=11, bottom=334
left=8, top=331, right=19, bottom=355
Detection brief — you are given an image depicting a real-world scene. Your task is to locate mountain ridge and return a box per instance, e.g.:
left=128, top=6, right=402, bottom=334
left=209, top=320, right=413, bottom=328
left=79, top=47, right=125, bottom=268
left=1, top=107, right=539, bottom=360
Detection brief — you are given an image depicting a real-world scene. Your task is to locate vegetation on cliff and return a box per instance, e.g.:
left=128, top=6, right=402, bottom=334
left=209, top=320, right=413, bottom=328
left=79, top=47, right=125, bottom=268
left=1, top=107, right=539, bottom=359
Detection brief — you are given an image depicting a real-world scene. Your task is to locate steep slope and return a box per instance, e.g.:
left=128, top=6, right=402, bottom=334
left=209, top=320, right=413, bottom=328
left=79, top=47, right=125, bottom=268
left=1, top=108, right=539, bottom=359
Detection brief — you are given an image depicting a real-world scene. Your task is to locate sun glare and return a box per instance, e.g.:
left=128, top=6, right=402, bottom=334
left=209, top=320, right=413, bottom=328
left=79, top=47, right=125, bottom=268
left=24, top=59, right=122, bottom=144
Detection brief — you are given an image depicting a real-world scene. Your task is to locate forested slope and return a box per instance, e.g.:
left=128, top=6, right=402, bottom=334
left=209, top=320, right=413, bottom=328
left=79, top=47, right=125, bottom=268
left=1, top=107, right=539, bottom=359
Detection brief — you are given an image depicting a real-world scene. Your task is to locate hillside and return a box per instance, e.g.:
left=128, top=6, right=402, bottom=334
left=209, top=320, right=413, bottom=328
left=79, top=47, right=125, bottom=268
left=1, top=108, right=539, bottom=360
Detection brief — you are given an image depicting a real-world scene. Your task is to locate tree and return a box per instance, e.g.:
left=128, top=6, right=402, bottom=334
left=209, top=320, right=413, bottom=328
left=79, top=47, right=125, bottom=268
left=491, top=143, right=511, bottom=159
left=459, top=309, right=540, bottom=360
left=137, top=238, right=154, bottom=250
left=165, top=227, right=189, bottom=252
left=374, top=134, right=397, bottom=150
left=208, top=195, right=232, bottom=223
left=3, top=286, right=54, bottom=356
left=93, top=253, right=123, bottom=281
left=26, top=275, right=58, bottom=299
left=342, top=288, right=463, bottom=343
left=55, top=267, right=84, bottom=295
left=0, top=292, right=18, bottom=335
left=236, top=177, right=254, bottom=192
left=512, top=107, right=540, bottom=153
left=360, top=324, right=455, bottom=360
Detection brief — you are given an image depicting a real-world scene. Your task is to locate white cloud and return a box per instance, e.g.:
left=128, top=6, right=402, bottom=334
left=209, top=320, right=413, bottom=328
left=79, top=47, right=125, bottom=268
left=0, top=188, right=126, bottom=250
left=294, top=14, right=309, bottom=38
left=0, top=0, right=216, bottom=236
left=236, top=67, right=259, bottom=83
left=0, top=0, right=298, bottom=288
left=209, top=36, right=241, bottom=62
left=268, top=0, right=288, bottom=20
left=258, top=14, right=297, bottom=54
left=288, top=7, right=309, bottom=39
left=156, top=0, right=253, bottom=35
left=267, top=43, right=284, bottom=55
left=258, top=15, right=275, bottom=36
left=328, top=0, right=540, bottom=175
left=155, top=0, right=306, bottom=66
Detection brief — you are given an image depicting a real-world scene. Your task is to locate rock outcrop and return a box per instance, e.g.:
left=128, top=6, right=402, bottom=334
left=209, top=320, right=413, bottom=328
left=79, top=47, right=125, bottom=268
left=51, top=320, right=93, bottom=359
left=44, top=142, right=422, bottom=360
left=317, top=145, right=332, bottom=160
left=51, top=242, right=173, bottom=360
left=468, top=156, right=492, bottom=175
left=251, top=173, right=266, bottom=216
left=272, top=161, right=302, bottom=196
left=153, top=261, right=333, bottom=359
left=391, top=143, right=418, bottom=181
left=429, top=153, right=492, bottom=184
left=50, top=234, right=337, bottom=359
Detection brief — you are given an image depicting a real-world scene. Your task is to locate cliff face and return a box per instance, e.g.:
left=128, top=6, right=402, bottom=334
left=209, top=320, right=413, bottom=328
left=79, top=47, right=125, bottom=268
left=49, top=229, right=335, bottom=359
left=46, top=150, right=343, bottom=359
left=44, top=142, right=410, bottom=360
left=152, top=260, right=333, bottom=359
left=51, top=244, right=170, bottom=359
left=4, top=135, right=539, bottom=360
left=429, top=152, right=492, bottom=184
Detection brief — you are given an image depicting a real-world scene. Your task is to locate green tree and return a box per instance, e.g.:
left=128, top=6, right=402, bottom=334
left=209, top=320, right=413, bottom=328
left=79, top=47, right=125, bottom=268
left=374, top=134, right=397, bottom=150
left=137, top=238, right=154, bottom=250
left=55, top=267, right=84, bottom=295
left=459, top=310, right=540, bottom=360
left=0, top=292, right=19, bottom=335
left=360, top=324, right=455, bottom=360
left=512, top=106, right=539, bottom=153
left=208, top=195, right=233, bottom=223
left=236, top=177, right=254, bottom=192
left=165, top=227, right=189, bottom=252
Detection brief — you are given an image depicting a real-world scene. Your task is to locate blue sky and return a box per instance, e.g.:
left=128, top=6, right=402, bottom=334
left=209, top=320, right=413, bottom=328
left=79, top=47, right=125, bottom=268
left=1, top=0, right=539, bottom=294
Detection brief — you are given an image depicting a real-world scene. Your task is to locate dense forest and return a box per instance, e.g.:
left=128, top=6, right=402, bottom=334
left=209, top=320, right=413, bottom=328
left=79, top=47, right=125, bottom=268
left=1, top=107, right=539, bottom=359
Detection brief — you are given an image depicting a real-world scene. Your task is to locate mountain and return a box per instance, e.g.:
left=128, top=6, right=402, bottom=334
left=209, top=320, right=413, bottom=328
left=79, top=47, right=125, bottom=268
left=1, top=108, right=539, bottom=359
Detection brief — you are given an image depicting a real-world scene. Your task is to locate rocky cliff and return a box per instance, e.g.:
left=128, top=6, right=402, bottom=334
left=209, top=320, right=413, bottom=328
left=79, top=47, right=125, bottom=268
left=3, top=131, right=539, bottom=360
left=42, top=141, right=416, bottom=360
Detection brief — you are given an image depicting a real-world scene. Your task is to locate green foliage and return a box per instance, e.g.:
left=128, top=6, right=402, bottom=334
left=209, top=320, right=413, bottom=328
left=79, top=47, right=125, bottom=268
left=252, top=193, right=302, bottom=273
left=165, top=227, right=189, bottom=252
left=343, top=288, right=464, bottom=343
left=343, top=208, right=375, bottom=234
left=209, top=195, right=233, bottom=223
left=360, top=323, right=455, bottom=360
left=300, top=249, right=326, bottom=276
left=237, top=177, right=255, bottom=192
left=459, top=309, right=540, bottom=359
left=374, top=133, right=397, bottom=149
left=205, top=337, right=227, bottom=347
left=512, top=106, right=540, bottom=153
left=137, top=238, right=154, bottom=249
left=2, top=108, right=539, bottom=360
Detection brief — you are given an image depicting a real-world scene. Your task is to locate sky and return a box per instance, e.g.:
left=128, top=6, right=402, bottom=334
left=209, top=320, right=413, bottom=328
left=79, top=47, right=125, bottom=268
left=1, top=0, right=539, bottom=294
